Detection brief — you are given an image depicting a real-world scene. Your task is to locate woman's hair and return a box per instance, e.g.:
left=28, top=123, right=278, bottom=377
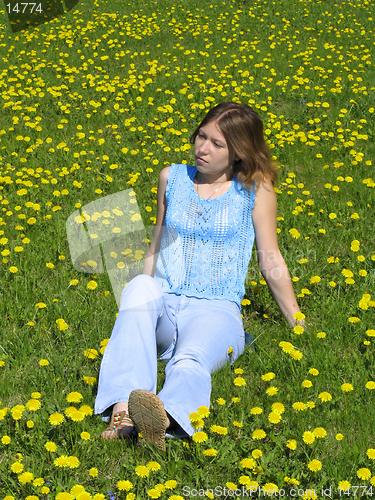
left=190, top=102, right=278, bottom=190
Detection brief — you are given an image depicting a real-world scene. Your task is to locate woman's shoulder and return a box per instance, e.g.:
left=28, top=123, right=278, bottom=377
left=161, top=163, right=195, bottom=182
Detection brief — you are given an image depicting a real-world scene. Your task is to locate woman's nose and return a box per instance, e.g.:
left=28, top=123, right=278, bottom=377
left=198, top=139, right=209, bottom=153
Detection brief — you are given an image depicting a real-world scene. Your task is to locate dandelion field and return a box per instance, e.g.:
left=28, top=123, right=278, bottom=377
left=0, top=0, right=375, bottom=498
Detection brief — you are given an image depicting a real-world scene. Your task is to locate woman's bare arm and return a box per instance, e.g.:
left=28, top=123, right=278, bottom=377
left=252, top=179, right=302, bottom=327
left=142, top=166, right=170, bottom=277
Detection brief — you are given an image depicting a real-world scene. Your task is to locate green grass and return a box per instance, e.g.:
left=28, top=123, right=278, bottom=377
left=0, top=0, right=375, bottom=498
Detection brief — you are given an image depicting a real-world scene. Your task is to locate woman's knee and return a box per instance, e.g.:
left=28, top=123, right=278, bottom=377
left=119, top=274, right=163, bottom=311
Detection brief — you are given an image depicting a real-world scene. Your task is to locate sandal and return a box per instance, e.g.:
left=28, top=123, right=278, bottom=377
left=101, top=410, right=134, bottom=440
left=128, top=390, right=168, bottom=452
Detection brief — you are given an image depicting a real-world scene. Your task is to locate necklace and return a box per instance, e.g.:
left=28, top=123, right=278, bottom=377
left=196, top=176, right=230, bottom=216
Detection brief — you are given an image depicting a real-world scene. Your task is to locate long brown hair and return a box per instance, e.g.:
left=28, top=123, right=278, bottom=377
left=190, top=102, right=277, bottom=191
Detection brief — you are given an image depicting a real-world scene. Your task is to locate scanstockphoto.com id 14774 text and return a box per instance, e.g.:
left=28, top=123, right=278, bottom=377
left=181, top=484, right=375, bottom=497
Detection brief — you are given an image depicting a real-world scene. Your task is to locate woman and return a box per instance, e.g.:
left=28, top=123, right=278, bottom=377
left=94, top=102, right=303, bottom=451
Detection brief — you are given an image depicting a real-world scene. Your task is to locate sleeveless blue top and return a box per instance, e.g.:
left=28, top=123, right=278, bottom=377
left=154, top=163, right=256, bottom=309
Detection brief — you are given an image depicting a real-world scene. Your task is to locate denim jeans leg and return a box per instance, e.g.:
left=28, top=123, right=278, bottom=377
left=158, top=297, right=245, bottom=436
left=94, top=274, right=168, bottom=415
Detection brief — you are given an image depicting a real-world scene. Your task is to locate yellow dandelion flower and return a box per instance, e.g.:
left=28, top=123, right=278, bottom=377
left=310, top=276, right=321, bottom=284
left=117, top=480, right=133, bottom=491
left=56, top=493, right=73, bottom=500
left=210, top=425, right=228, bottom=435
left=44, top=441, right=57, bottom=452
left=357, top=468, right=371, bottom=480
left=302, top=431, right=315, bottom=444
left=164, top=480, right=178, bottom=489
left=26, top=399, right=41, bottom=411
left=263, top=483, right=279, bottom=494
left=268, top=412, right=282, bottom=424
left=261, top=372, right=275, bottom=381
left=11, top=461, right=24, bottom=473
left=69, top=409, right=85, bottom=422
left=84, top=349, right=99, bottom=359
left=147, top=489, right=161, bottom=499
left=89, top=467, right=98, bottom=477
left=271, top=402, right=285, bottom=414
left=33, top=477, right=44, bottom=487
left=265, top=386, right=278, bottom=396
left=54, top=455, right=69, bottom=467
left=338, top=481, right=351, bottom=491
left=56, top=318, right=68, bottom=330
left=87, top=280, right=98, bottom=290
left=290, top=349, right=303, bottom=360
left=250, top=406, right=263, bottom=415
left=147, top=461, right=161, bottom=471
left=2, top=435, right=11, bottom=445
left=66, top=392, right=83, bottom=403
left=197, top=406, right=210, bottom=418
left=192, top=431, right=208, bottom=443
left=279, top=341, right=294, bottom=353
left=135, top=465, right=149, bottom=477
left=313, top=427, right=327, bottom=438
left=286, top=439, right=297, bottom=450
left=252, top=429, right=266, bottom=440
left=341, top=383, right=354, bottom=392
left=226, top=482, right=238, bottom=491
left=70, top=485, right=85, bottom=497
left=83, top=376, right=97, bottom=385
left=240, top=457, right=256, bottom=469
left=80, top=405, right=93, bottom=416
left=318, top=392, right=332, bottom=402
left=18, top=472, right=34, bottom=484
left=203, top=448, right=218, bottom=457
left=293, top=401, right=307, bottom=411
left=234, top=377, right=246, bottom=387
left=308, top=459, right=322, bottom=472
left=49, top=413, right=64, bottom=426
left=293, top=325, right=304, bottom=335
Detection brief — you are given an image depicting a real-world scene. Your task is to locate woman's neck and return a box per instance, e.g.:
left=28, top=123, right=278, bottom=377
left=195, top=169, right=233, bottom=185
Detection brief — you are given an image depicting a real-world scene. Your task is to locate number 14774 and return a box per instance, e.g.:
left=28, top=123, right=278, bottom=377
left=339, top=486, right=374, bottom=496
left=6, top=3, right=43, bottom=13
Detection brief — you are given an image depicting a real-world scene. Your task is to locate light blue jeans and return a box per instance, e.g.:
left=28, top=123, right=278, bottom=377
left=94, top=274, right=246, bottom=436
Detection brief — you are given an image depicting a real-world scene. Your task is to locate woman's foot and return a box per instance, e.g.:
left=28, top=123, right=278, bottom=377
left=128, top=390, right=169, bottom=451
left=101, top=404, right=134, bottom=440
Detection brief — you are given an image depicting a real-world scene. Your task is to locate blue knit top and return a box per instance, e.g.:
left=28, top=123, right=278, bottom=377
left=154, top=163, right=257, bottom=309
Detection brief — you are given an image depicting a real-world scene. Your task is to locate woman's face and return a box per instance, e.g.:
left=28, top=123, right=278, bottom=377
left=194, top=121, right=237, bottom=181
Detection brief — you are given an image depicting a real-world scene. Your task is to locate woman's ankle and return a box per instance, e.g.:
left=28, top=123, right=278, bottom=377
left=113, top=402, right=128, bottom=415
left=166, top=413, right=177, bottom=431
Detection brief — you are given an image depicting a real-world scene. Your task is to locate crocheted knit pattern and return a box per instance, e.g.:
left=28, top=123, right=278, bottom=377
left=154, top=163, right=256, bottom=309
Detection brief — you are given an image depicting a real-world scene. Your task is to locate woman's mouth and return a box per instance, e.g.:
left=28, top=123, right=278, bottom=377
left=196, top=157, right=208, bottom=164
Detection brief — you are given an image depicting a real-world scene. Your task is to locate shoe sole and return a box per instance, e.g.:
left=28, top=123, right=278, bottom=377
left=128, top=390, right=168, bottom=452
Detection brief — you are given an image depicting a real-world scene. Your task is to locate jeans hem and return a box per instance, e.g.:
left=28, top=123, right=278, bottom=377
left=162, top=403, right=194, bottom=437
